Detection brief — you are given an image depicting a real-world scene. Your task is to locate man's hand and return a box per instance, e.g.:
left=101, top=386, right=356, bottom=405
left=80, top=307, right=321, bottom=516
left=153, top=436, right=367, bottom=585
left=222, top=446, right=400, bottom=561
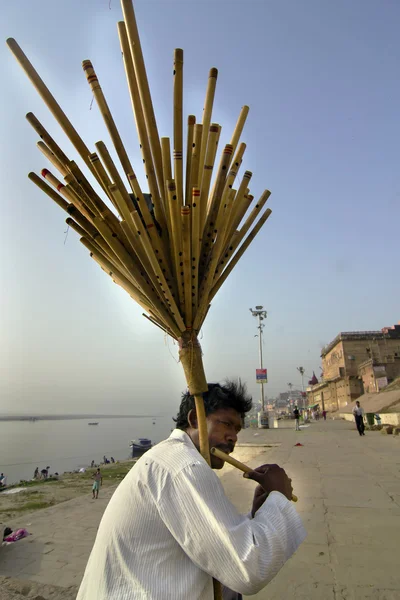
left=251, top=484, right=269, bottom=517
left=245, top=464, right=293, bottom=503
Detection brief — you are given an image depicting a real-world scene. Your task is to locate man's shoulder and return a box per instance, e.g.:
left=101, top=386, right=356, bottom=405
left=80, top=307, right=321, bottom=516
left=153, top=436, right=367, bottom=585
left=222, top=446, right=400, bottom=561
left=137, top=431, right=205, bottom=477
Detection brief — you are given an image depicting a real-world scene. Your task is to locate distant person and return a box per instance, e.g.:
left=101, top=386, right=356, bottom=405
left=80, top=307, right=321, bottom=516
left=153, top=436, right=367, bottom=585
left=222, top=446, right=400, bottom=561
left=352, top=401, right=365, bottom=436
left=92, top=469, right=103, bottom=499
left=110, top=457, right=115, bottom=464
left=293, top=406, right=300, bottom=431
left=0, top=473, right=6, bottom=487
left=91, top=460, right=95, bottom=468
left=41, top=467, right=50, bottom=479
left=322, top=410, right=327, bottom=421
left=33, top=467, right=39, bottom=480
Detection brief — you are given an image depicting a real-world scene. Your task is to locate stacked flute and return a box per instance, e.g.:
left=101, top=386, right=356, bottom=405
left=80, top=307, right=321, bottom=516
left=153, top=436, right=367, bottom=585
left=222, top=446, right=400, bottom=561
left=7, top=1, right=272, bottom=596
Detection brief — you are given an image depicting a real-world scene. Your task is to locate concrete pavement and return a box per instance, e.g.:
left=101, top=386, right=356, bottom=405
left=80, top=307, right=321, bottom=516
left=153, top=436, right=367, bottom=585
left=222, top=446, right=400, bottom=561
left=1, top=419, right=399, bottom=599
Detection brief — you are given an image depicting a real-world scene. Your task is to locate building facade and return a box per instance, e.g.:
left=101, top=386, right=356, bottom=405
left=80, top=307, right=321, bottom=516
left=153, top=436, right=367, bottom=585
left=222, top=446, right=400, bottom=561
left=307, top=322, right=400, bottom=411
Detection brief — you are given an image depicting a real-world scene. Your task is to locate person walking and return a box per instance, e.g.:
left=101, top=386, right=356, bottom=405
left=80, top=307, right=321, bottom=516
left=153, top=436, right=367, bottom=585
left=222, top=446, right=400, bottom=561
left=293, top=406, right=300, bottom=431
left=92, top=468, right=102, bottom=499
left=352, top=401, right=365, bottom=436
left=322, top=410, right=327, bottom=421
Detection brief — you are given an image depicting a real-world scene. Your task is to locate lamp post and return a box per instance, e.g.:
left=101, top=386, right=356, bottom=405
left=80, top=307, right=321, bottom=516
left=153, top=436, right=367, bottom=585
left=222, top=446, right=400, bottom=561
left=250, top=306, right=268, bottom=428
left=297, top=366, right=305, bottom=409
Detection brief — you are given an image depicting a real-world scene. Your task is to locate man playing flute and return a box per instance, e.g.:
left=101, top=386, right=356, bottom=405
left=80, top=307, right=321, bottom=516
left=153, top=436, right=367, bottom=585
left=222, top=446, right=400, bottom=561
left=77, top=381, right=306, bottom=599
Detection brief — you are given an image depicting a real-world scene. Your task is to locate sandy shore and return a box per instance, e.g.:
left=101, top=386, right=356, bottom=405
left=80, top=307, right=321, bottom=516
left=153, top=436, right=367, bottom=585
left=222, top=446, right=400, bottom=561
left=0, top=460, right=136, bottom=523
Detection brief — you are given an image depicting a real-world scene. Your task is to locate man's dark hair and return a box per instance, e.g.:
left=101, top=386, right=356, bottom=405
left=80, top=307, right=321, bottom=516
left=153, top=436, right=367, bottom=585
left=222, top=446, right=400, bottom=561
left=174, top=379, right=252, bottom=430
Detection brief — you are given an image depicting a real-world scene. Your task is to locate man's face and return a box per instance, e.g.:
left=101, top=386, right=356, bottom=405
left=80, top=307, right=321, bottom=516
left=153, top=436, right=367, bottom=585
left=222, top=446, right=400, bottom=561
left=190, top=407, right=243, bottom=469
left=356, top=402, right=360, bottom=407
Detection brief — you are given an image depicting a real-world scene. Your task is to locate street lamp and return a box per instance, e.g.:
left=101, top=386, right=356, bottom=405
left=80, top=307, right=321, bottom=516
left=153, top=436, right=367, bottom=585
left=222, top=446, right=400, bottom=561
left=297, top=367, right=305, bottom=409
left=250, top=306, right=268, bottom=428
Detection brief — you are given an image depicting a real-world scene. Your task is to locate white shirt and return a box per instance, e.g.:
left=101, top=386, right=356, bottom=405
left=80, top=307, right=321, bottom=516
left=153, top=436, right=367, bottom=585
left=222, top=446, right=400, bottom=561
left=77, top=429, right=306, bottom=599
left=353, top=406, right=364, bottom=416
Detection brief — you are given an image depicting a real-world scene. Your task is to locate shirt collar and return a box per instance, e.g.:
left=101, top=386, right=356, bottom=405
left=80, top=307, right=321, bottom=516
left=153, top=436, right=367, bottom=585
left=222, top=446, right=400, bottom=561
left=169, top=429, right=202, bottom=454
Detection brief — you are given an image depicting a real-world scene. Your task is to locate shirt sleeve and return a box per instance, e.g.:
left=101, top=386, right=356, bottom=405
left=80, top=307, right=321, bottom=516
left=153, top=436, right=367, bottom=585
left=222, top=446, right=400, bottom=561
left=156, top=462, right=306, bottom=595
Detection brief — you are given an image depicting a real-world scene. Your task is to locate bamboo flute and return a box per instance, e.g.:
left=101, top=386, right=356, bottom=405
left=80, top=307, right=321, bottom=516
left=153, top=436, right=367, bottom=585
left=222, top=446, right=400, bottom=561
left=209, top=208, right=272, bottom=302
left=189, top=124, right=203, bottom=200
left=198, top=68, right=218, bottom=185
left=229, top=105, right=249, bottom=166
left=41, top=168, right=94, bottom=223
left=218, top=190, right=270, bottom=277
left=210, top=448, right=298, bottom=502
left=26, top=112, right=70, bottom=170
left=199, top=124, right=221, bottom=241
left=143, top=313, right=178, bottom=340
left=223, top=172, right=253, bottom=246
left=161, top=137, right=174, bottom=242
left=181, top=206, right=192, bottom=328
left=173, top=49, right=184, bottom=208
left=109, top=185, right=184, bottom=331
left=200, top=144, right=233, bottom=271
left=66, top=216, right=131, bottom=279
left=117, top=21, right=167, bottom=229
left=191, top=187, right=201, bottom=312
left=95, top=140, right=171, bottom=275
left=185, top=116, right=196, bottom=205
left=166, top=179, right=185, bottom=313
left=211, top=143, right=246, bottom=246
left=66, top=161, right=123, bottom=234
left=89, top=153, right=117, bottom=208
left=6, top=39, right=103, bottom=187
left=82, top=60, right=135, bottom=180
left=29, top=172, right=70, bottom=212
left=37, top=141, right=68, bottom=177
left=120, top=0, right=164, bottom=194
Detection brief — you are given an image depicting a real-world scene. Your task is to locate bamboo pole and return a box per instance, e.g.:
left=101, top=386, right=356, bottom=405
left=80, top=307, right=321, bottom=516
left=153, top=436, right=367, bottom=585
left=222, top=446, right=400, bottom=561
left=198, top=68, right=218, bottom=186
left=117, top=21, right=167, bottom=230
left=173, top=49, right=184, bottom=208
left=120, top=0, right=164, bottom=195
left=6, top=39, right=101, bottom=186
left=185, top=115, right=196, bottom=205
left=209, top=208, right=272, bottom=303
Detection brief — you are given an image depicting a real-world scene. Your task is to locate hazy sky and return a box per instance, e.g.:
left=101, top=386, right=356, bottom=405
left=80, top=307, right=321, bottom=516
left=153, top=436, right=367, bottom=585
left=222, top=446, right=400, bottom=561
left=1, top=0, right=399, bottom=416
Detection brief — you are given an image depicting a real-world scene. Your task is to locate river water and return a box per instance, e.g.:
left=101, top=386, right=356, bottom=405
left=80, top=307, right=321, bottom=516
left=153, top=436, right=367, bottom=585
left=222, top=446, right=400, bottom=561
left=0, top=416, right=173, bottom=485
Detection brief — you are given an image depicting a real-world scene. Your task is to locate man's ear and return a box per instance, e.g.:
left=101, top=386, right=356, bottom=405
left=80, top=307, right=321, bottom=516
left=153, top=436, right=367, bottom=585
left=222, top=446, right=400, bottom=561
left=187, top=408, right=198, bottom=429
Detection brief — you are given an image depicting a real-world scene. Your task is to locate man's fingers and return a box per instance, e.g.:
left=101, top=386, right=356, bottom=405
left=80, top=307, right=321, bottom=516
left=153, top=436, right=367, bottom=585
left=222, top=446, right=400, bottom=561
left=252, top=464, right=279, bottom=474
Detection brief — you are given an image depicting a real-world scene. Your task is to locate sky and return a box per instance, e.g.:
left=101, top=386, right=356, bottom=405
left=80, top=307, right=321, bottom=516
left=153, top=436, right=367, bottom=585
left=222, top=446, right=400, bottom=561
left=0, top=0, right=399, bottom=416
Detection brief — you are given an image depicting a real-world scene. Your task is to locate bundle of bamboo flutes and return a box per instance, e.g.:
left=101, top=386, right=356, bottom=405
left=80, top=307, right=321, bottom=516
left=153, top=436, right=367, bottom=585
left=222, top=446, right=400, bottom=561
left=7, top=2, right=273, bottom=597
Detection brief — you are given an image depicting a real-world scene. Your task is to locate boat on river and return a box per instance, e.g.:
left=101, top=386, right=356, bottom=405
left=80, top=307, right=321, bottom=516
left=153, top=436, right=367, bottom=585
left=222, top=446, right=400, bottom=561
left=130, top=438, right=152, bottom=458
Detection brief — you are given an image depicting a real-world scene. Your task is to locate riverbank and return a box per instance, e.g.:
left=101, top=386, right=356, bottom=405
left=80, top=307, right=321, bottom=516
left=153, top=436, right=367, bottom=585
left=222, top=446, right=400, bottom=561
left=1, top=421, right=399, bottom=599
left=0, top=460, right=136, bottom=523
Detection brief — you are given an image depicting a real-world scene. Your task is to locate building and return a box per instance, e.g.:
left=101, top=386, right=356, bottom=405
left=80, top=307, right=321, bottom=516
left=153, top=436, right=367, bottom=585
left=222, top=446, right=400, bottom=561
left=307, top=322, right=400, bottom=411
